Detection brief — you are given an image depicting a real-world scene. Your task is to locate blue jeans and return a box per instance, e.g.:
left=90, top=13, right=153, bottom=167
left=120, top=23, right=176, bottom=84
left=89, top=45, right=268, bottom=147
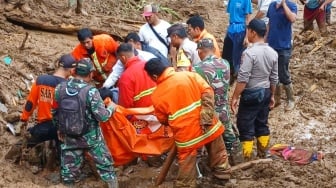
left=237, top=88, right=271, bottom=141
left=326, top=3, right=331, bottom=13
left=276, top=49, right=292, bottom=85
left=222, top=31, right=246, bottom=74
left=109, top=87, right=119, bottom=104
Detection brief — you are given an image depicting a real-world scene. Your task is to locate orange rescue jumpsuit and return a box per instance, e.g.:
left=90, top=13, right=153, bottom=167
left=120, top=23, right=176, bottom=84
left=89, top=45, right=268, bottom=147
left=72, top=34, right=119, bottom=87
left=151, top=67, right=230, bottom=187
left=193, top=29, right=221, bottom=58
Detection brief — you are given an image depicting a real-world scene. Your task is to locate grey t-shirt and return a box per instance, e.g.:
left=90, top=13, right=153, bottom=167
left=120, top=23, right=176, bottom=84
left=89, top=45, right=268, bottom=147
left=238, top=43, right=278, bottom=89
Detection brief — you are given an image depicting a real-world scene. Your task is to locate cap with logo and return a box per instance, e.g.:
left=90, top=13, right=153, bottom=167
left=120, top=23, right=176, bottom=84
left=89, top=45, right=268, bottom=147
left=59, top=54, right=76, bottom=68
left=197, top=38, right=215, bottom=49
left=142, top=4, right=159, bottom=17
left=247, top=18, right=267, bottom=36
left=75, top=58, right=95, bottom=76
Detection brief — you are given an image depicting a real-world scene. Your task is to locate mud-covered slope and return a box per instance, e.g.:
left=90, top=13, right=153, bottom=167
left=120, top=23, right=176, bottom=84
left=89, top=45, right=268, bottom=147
left=0, top=0, right=335, bottom=187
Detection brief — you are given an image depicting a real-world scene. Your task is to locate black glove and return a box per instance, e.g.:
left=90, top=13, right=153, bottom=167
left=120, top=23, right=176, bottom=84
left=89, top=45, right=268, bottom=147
left=98, top=87, right=114, bottom=101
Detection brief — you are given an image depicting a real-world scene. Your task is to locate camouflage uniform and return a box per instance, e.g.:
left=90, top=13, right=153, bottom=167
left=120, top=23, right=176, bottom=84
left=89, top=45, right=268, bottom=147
left=53, top=78, right=117, bottom=183
left=193, top=55, right=239, bottom=151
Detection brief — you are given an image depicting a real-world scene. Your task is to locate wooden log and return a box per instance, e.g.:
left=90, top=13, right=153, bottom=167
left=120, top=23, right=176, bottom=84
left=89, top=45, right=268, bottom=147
left=229, top=158, right=273, bottom=172
left=19, top=32, right=29, bottom=50
left=4, top=14, right=142, bottom=41
left=156, top=145, right=177, bottom=185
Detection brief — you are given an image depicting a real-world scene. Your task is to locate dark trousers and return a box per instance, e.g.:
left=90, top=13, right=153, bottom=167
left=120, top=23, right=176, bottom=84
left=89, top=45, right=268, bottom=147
left=27, top=120, right=58, bottom=148
left=276, top=49, right=292, bottom=85
left=222, top=31, right=246, bottom=74
left=237, top=88, right=271, bottom=141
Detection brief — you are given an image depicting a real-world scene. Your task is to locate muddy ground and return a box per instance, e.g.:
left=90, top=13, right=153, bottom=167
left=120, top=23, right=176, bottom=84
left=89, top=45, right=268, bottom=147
left=0, top=0, right=335, bottom=187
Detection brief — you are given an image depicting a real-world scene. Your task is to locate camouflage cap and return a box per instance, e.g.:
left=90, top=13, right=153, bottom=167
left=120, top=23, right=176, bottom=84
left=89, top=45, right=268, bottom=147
left=197, top=38, right=215, bottom=49
left=75, top=58, right=95, bottom=76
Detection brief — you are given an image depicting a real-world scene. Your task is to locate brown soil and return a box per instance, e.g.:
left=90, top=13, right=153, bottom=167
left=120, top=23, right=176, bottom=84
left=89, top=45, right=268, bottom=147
left=0, top=0, right=335, bottom=187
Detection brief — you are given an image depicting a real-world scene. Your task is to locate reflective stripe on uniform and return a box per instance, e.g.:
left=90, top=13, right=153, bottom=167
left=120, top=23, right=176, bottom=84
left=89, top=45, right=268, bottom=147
left=133, top=87, right=156, bottom=101
left=175, top=120, right=221, bottom=148
left=91, top=52, right=108, bottom=80
left=168, top=100, right=201, bottom=121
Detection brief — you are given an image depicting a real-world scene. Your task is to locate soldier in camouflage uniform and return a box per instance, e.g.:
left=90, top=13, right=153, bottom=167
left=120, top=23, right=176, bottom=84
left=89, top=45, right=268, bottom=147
left=53, top=58, right=119, bottom=188
left=193, top=38, right=242, bottom=163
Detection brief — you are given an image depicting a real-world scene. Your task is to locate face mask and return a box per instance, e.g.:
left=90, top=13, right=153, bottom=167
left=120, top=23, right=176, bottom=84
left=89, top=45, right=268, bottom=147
left=276, top=0, right=282, bottom=4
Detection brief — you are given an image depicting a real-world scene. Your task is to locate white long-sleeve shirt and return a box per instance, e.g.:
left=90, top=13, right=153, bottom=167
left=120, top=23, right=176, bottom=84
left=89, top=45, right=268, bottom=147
left=102, top=50, right=156, bottom=88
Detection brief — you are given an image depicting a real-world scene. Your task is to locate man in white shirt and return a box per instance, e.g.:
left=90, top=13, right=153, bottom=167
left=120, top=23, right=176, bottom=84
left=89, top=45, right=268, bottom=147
left=253, top=0, right=274, bottom=25
left=138, top=4, right=171, bottom=58
left=103, top=49, right=155, bottom=89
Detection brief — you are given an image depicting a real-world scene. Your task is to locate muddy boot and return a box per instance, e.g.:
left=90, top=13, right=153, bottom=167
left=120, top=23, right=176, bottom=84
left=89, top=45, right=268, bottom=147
left=274, top=84, right=282, bottom=107
left=241, top=141, right=253, bottom=161
left=64, top=7, right=74, bottom=18
left=76, top=0, right=88, bottom=16
left=64, top=0, right=76, bottom=18
left=107, top=179, right=119, bottom=188
left=284, top=83, right=295, bottom=111
left=63, top=180, right=75, bottom=187
left=146, top=155, right=163, bottom=167
left=5, top=140, right=23, bottom=162
left=213, top=158, right=231, bottom=181
left=20, top=3, right=32, bottom=13
left=256, top=136, right=270, bottom=158
left=4, top=3, right=16, bottom=12
left=228, top=139, right=244, bottom=165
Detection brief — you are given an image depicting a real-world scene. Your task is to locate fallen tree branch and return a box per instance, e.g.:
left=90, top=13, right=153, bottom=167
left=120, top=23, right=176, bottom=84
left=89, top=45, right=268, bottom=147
left=4, top=13, right=142, bottom=41
left=19, top=32, right=29, bottom=50
left=229, top=158, right=273, bottom=172
left=156, top=145, right=177, bottom=185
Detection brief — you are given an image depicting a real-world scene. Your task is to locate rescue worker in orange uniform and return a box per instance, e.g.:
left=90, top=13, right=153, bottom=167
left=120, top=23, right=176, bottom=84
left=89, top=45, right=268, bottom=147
left=16, top=54, right=76, bottom=147
left=117, top=44, right=164, bottom=166
left=145, top=58, right=231, bottom=187
left=186, top=15, right=221, bottom=58
left=72, top=28, right=119, bottom=88
left=116, top=43, right=156, bottom=109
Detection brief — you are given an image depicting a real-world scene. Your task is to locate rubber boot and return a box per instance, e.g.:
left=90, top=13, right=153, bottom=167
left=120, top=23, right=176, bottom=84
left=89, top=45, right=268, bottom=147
left=146, top=155, right=163, bottom=167
left=228, top=139, right=244, bottom=165
left=241, top=141, right=253, bottom=161
left=76, top=0, right=88, bottom=16
left=4, top=3, right=16, bottom=12
left=274, top=84, right=281, bottom=107
left=107, top=179, right=119, bottom=188
left=326, top=11, right=331, bottom=25
left=284, top=83, right=295, bottom=111
left=256, top=136, right=270, bottom=158
left=20, top=2, right=32, bottom=13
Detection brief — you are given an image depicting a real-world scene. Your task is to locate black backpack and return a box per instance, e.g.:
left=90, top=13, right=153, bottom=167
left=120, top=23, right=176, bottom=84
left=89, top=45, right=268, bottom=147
left=57, top=82, right=93, bottom=137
